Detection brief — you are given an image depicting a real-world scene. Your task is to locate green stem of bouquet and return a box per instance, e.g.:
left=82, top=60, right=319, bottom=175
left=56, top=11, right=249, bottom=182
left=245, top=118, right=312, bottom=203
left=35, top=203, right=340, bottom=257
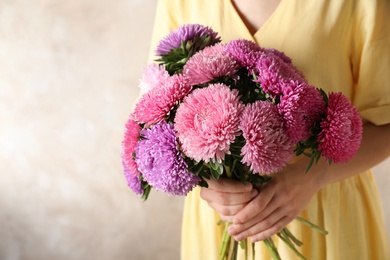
left=220, top=223, right=232, bottom=260
left=282, top=228, right=303, bottom=247
left=252, top=242, right=255, bottom=260
left=296, top=216, right=329, bottom=235
left=239, top=240, right=247, bottom=259
left=277, top=229, right=306, bottom=259
left=229, top=239, right=238, bottom=260
left=263, top=237, right=281, bottom=260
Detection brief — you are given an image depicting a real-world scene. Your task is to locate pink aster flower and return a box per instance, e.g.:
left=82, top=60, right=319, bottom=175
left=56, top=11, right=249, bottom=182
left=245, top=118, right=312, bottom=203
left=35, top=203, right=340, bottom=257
left=317, top=92, right=363, bottom=163
left=155, top=24, right=220, bottom=56
left=133, top=74, right=191, bottom=125
left=139, top=63, right=170, bottom=94
left=225, top=39, right=264, bottom=72
left=265, top=48, right=292, bottom=64
left=255, top=53, right=306, bottom=97
left=278, top=82, right=325, bottom=143
left=183, top=43, right=240, bottom=85
left=174, top=83, right=244, bottom=163
left=121, top=114, right=142, bottom=176
left=240, top=101, right=295, bottom=175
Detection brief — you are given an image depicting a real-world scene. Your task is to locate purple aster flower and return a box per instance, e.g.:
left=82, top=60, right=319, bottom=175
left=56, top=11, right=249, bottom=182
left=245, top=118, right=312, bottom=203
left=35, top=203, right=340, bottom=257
left=155, top=24, right=221, bottom=56
left=122, top=158, right=144, bottom=195
left=135, top=121, right=199, bottom=196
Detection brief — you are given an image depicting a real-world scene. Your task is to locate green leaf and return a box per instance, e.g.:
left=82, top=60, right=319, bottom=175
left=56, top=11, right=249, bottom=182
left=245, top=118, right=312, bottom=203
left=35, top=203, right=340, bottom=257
left=305, top=154, right=316, bottom=173
left=197, top=176, right=208, bottom=188
left=210, top=167, right=221, bottom=180
left=141, top=183, right=151, bottom=201
left=209, top=161, right=224, bottom=174
left=192, top=162, right=204, bottom=175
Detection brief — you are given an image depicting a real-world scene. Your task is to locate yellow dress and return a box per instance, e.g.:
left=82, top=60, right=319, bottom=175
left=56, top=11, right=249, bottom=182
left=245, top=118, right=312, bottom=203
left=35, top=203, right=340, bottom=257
left=149, top=0, right=390, bottom=259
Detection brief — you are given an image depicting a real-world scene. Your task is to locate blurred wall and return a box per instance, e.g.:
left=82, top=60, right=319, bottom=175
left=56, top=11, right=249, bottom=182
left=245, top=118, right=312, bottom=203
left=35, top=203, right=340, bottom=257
left=0, top=1, right=388, bottom=260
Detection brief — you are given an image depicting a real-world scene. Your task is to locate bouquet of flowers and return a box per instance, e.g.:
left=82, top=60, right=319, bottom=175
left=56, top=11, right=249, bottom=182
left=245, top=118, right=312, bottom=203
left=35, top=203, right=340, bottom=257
left=121, top=24, right=363, bottom=260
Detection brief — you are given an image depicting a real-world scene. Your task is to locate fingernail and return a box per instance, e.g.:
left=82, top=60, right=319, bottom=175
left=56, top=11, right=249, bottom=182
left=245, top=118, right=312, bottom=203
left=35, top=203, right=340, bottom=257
left=251, top=189, right=258, bottom=198
left=244, top=183, right=252, bottom=191
left=234, top=235, right=243, bottom=241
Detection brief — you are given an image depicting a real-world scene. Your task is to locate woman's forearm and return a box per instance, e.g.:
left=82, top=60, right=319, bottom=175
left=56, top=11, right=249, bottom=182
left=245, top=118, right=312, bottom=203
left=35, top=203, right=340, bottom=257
left=316, top=122, right=390, bottom=187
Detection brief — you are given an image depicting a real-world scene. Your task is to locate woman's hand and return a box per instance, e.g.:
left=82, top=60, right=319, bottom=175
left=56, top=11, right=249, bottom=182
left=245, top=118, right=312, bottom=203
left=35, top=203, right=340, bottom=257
left=200, top=178, right=258, bottom=223
left=227, top=158, right=324, bottom=243
left=200, top=123, right=390, bottom=243
left=226, top=123, right=390, bottom=243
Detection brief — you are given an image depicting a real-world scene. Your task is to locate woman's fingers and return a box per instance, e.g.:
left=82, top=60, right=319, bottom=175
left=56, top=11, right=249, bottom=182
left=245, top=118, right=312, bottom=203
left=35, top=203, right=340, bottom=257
left=200, top=178, right=258, bottom=222
left=205, top=177, right=253, bottom=192
left=229, top=207, right=286, bottom=241
left=200, top=187, right=258, bottom=206
left=231, top=183, right=276, bottom=225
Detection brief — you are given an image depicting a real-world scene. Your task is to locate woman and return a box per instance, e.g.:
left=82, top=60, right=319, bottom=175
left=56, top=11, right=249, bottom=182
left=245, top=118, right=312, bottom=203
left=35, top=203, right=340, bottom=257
left=149, top=0, right=390, bottom=259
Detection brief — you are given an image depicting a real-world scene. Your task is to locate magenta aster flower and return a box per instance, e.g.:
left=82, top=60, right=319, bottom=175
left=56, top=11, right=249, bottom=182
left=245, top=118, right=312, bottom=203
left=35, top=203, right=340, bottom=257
left=317, top=92, right=363, bottom=163
left=278, top=82, right=325, bottom=143
left=122, top=158, right=143, bottom=195
left=264, top=48, right=292, bottom=64
left=255, top=53, right=306, bottom=97
left=240, top=101, right=295, bottom=175
left=183, top=43, right=240, bottom=85
left=225, top=39, right=264, bottom=72
left=133, top=74, right=191, bottom=125
left=155, top=24, right=220, bottom=56
left=174, top=83, right=244, bottom=163
left=135, top=121, right=200, bottom=196
left=121, top=114, right=142, bottom=176
left=139, top=63, right=170, bottom=94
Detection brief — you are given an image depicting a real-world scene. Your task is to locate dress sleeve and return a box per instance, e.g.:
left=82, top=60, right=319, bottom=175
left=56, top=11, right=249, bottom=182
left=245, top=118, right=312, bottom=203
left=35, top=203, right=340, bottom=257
left=352, top=0, right=390, bottom=126
left=148, top=0, right=180, bottom=62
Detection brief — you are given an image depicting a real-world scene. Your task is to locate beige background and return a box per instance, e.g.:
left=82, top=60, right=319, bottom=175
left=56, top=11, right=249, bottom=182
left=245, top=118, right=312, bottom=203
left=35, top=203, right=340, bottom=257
left=0, top=1, right=389, bottom=259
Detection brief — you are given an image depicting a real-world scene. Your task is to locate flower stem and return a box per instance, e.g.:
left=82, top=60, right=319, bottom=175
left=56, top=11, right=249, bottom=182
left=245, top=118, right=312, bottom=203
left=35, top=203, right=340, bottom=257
left=277, top=231, right=306, bottom=259
left=219, top=223, right=231, bottom=260
left=252, top=242, right=255, bottom=260
left=295, top=216, right=328, bottom=235
left=263, top=237, right=281, bottom=260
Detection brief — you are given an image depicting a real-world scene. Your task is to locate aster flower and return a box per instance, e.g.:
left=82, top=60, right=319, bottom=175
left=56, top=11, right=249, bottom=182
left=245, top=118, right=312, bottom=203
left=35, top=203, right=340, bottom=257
left=155, top=24, right=221, bottom=74
left=155, top=24, right=220, bottom=56
left=265, top=48, right=292, bottom=64
left=121, top=114, right=142, bottom=176
left=225, top=39, right=264, bottom=72
left=122, top=158, right=144, bottom=195
left=135, top=121, right=200, bottom=196
left=183, top=43, right=240, bottom=86
left=278, top=82, right=326, bottom=143
left=255, top=53, right=307, bottom=97
left=133, top=74, right=191, bottom=125
left=240, top=101, right=295, bottom=175
left=174, top=83, right=244, bottom=163
left=317, top=92, right=363, bottom=163
left=138, top=63, right=170, bottom=94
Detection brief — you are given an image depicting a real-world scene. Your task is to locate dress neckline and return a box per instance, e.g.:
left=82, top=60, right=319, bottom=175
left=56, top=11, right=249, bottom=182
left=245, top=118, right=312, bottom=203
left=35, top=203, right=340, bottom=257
left=226, top=0, right=285, bottom=42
